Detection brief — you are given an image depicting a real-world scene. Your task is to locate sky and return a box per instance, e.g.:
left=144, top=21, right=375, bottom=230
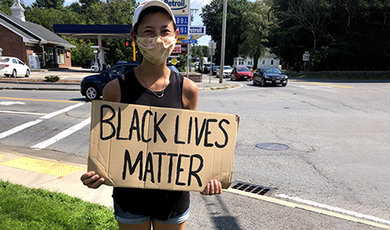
left=21, top=0, right=213, bottom=46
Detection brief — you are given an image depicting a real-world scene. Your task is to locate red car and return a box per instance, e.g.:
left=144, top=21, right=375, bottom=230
left=230, top=66, right=253, bottom=81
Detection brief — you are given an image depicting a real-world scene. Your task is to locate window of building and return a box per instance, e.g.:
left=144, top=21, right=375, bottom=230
left=262, top=60, right=265, bottom=65
left=271, top=60, right=274, bottom=65
left=56, top=49, right=65, bottom=64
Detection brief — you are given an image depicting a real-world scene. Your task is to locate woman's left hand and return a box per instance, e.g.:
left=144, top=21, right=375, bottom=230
left=200, top=179, right=222, bottom=195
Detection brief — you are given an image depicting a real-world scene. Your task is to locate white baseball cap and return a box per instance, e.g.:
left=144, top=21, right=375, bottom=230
left=132, top=0, right=176, bottom=27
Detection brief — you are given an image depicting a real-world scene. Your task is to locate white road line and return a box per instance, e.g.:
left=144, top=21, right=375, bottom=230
left=0, top=101, right=26, bottom=105
left=0, top=103, right=85, bottom=140
left=31, top=118, right=91, bottom=150
left=0, top=110, right=47, bottom=116
left=276, top=194, right=390, bottom=226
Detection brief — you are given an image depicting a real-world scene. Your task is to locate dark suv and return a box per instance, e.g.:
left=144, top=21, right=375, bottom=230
left=80, top=63, right=138, bottom=100
left=80, top=62, right=181, bottom=100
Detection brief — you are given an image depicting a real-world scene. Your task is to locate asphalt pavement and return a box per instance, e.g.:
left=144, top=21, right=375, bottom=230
left=1, top=69, right=389, bottom=229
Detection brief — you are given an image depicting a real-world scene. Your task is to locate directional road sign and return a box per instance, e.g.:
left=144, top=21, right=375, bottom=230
left=189, top=26, right=206, bottom=35
left=181, top=39, right=198, bottom=44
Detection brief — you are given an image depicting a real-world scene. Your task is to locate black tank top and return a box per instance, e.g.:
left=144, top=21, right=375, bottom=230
left=112, top=68, right=190, bottom=220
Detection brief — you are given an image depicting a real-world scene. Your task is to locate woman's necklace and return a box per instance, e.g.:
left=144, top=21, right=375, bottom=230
left=137, top=69, right=167, bottom=98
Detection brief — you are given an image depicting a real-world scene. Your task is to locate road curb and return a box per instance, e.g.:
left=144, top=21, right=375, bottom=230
left=0, top=80, right=79, bottom=85
left=0, top=86, right=79, bottom=91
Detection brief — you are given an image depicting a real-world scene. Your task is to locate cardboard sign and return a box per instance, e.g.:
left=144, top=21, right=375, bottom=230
left=88, top=101, right=239, bottom=192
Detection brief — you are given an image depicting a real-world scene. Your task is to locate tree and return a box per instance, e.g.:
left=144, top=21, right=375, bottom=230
left=33, top=0, right=64, bottom=9
left=0, top=0, right=14, bottom=15
left=238, top=1, right=270, bottom=69
left=201, top=0, right=249, bottom=65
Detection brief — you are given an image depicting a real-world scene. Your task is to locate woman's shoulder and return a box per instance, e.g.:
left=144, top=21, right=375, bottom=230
left=182, top=76, right=199, bottom=110
left=102, top=77, right=121, bottom=102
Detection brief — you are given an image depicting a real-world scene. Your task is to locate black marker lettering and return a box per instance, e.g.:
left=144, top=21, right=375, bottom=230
left=129, top=109, right=141, bottom=141
left=204, top=119, right=217, bottom=147
left=141, top=110, right=152, bottom=142
left=195, top=118, right=207, bottom=146
left=188, top=154, right=203, bottom=187
left=176, top=154, right=189, bottom=186
left=153, top=152, right=166, bottom=183
left=100, top=104, right=116, bottom=140
left=187, top=117, right=193, bottom=144
left=116, top=107, right=127, bottom=140
left=174, top=115, right=185, bottom=144
left=167, top=153, right=178, bottom=183
left=154, top=112, right=167, bottom=143
left=143, top=152, right=154, bottom=183
left=122, top=150, right=143, bottom=181
left=215, top=119, right=230, bottom=148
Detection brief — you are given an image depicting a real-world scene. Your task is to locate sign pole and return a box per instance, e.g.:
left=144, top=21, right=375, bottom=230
left=186, top=1, right=191, bottom=78
left=219, top=0, right=228, bottom=83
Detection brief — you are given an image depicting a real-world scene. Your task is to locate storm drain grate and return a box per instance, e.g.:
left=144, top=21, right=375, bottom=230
left=229, top=181, right=276, bottom=196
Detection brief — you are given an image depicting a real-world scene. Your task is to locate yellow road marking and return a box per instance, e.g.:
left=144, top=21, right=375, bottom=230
left=290, top=80, right=353, bottom=88
left=0, top=157, right=85, bottom=177
left=226, top=188, right=390, bottom=229
left=0, top=97, right=80, bottom=103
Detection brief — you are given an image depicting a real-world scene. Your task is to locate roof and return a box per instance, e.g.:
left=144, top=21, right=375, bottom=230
left=0, top=10, right=75, bottom=49
left=53, top=24, right=132, bottom=39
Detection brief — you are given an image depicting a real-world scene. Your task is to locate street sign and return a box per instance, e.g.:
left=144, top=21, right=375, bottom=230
left=165, top=0, right=189, bottom=15
left=171, top=58, right=178, bottom=65
left=181, top=39, right=198, bottom=44
left=189, top=26, right=206, bottom=35
left=172, top=44, right=187, bottom=54
left=176, top=35, right=188, bottom=44
left=175, top=16, right=188, bottom=26
left=178, top=26, right=188, bottom=35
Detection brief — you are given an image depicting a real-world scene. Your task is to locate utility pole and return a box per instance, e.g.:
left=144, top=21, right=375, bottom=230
left=186, top=1, right=191, bottom=78
left=219, top=0, right=228, bottom=83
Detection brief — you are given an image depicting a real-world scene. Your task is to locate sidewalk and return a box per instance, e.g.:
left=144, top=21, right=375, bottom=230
left=0, top=69, right=239, bottom=91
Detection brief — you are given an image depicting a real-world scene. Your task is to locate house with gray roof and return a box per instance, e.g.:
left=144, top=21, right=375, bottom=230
left=0, top=0, right=75, bottom=68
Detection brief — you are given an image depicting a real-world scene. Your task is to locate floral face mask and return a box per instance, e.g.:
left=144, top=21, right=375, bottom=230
left=136, top=36, right=176, bottom=65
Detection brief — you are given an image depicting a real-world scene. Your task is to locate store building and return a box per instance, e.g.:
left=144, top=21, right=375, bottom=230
left=0, top=1, right=75, bottom=69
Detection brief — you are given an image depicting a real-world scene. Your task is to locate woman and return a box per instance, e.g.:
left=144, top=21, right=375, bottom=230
left=80, top=1, right=222, bottom=229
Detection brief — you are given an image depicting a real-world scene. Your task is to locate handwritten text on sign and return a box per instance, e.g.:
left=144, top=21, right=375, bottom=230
left=88, top=101, right=239, bottom=192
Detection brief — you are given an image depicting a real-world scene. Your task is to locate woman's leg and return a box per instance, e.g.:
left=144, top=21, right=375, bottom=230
left=118, top=221, right=152, bottom=230
left=152, top=221, right=186, bottom=230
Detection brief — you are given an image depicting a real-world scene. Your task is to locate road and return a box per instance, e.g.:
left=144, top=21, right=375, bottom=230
left=1, top=78, right=389, bottom=229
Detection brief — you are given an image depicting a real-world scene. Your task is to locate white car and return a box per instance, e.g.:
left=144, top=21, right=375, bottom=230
left=0, top=56, right=30, bottom=78
left=216, top=65, right=233, bottom=78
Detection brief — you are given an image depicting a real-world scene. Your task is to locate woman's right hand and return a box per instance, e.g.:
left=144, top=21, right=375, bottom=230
left=80, top=171, right=105, bottom=189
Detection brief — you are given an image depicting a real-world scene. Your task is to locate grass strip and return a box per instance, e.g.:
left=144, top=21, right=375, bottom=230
left=0, top=180, right=117, bottom=230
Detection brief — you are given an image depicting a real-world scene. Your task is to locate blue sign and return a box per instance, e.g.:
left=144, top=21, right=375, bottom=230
left=178, top=26, right=188, bottom=35
left=181, top=39, right=198, bottom=44
left=175, top=16, right=188, bottom=26
left=189, top=26, right=206, bottom=35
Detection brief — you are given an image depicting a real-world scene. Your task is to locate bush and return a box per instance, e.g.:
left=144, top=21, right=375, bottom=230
left=44, top=75, right=60, bottom=82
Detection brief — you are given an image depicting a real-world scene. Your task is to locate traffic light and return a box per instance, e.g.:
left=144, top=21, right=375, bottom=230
left=125, top=40, right=130, bottom=47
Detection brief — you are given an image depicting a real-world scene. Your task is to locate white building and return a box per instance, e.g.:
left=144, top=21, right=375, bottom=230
left=233, top=51, right=280, bottom=69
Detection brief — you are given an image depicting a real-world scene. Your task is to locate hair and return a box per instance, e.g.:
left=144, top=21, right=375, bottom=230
left=133, top=6, right=177, bottom=35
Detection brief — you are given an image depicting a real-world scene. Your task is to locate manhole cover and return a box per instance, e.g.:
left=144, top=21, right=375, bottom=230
left=256, top=142, right=289, bottom=151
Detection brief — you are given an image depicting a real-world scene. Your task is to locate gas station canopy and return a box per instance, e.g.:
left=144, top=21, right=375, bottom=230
left=53, top=24, right=132, bottom=38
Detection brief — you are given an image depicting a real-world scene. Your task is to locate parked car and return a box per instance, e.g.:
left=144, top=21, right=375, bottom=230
left=230, top=66, right=253, bottom=81
left=203, top=63, right=211, bottom=73
left=80, top=62, right=180, bottom=100
left=216, top=66, right=233, bottom=78
left=252, top=67, right=288, bottom=87
left=212, top=65, right=220, bottom=75
left=0, top=56, right=30, bottom=78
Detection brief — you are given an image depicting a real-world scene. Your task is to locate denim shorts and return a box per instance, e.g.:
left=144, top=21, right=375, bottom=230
left=114, top=201, right=190, bottom=225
